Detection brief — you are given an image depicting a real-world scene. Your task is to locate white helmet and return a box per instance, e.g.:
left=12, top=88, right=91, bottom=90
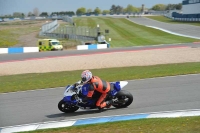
left=81, top=70, right=92, bottom=83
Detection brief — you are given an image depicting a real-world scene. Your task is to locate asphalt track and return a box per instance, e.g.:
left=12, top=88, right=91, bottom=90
left=129, top=17, right=200, bottom=38
left=1, top=18, right=200, bottom=129
left=0, top=74, right=200, bottom=127
left=1, top=43, right=200, bottom=63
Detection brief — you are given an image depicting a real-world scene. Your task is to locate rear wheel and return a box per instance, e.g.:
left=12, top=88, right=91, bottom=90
left=112, top=90, right=133, bottom=108
left=58, top=99, right=79, bottom=113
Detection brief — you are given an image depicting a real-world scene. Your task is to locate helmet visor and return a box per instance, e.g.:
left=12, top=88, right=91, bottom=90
left=81, top=77, right=87, bottom=83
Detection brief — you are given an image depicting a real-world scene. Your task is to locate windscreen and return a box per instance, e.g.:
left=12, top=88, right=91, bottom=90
left=51, top=42, right=60, bottom=45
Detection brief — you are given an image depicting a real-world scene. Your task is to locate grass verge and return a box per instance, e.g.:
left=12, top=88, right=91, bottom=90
left=1, top=62, right=200, bottom=93
left=0, top=20, right=43, bottom=48
left=20, top=116, right=200, bottom=133
left=145, top=16, right=200, bottom=26
left=73, top=17, right=199, bottom=47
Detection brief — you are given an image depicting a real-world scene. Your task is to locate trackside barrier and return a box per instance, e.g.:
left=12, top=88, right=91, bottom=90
left=0, top=48, right=8, bottom=54
left=77, top=44, right=108, bottom=50
left=0, top=44, right=110, bottom=54
left=0, top=47, right=39, bottom=54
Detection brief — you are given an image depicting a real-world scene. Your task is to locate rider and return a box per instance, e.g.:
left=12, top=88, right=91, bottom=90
left=79, top=70, right=113, bottom=110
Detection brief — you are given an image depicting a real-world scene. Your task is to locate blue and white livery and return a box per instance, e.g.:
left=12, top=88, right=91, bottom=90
left=58, top=81, right=133, bottom=113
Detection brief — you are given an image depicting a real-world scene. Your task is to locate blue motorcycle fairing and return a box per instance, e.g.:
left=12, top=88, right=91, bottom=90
left=110, top=81, right=121, bottom=96
left=63, top=81, right=123, bottom=107
left=63, top=96, right=77, bottom=104
left=81, top=84, right=90, bottom=96
left=114, top=82, right=121, bottom=91
left=63, top=96, right=96, bottom=108
left=65, top=85, right=71, bottom=89
left=78, top=99, right=96, bottom=107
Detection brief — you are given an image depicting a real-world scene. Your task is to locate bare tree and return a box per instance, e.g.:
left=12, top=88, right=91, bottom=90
left=28, top=11, right=32, bottom=17
left=33, top=7, right=39, bottom=16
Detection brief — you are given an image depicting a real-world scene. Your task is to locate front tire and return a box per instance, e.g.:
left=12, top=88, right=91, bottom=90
left=58, top=99, right=79, bottom=113
left=112, top=90, right=133, bottom=108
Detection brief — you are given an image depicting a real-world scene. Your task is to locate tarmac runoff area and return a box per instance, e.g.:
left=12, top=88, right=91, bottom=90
left=0, top=46, right=200, bottom=76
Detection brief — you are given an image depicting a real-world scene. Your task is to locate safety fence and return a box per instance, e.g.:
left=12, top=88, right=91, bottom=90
left=164, top=10, right=200, bottom=22
left=173, top=17, right=200, bottom=21
left=43, top=33, right=96, bottom=41
left=164, top=14, right=200, bottom=22
left=39, top=16, right=98, bottom=42
left=63, top=16, right=74, bottom=25
left=65, top=26, right=98, bottom=40
left=40, top=20, right=58, bottom=34
left=62, top=16, right=98, bottom=41
left=41, top=26, right=98, bottom=42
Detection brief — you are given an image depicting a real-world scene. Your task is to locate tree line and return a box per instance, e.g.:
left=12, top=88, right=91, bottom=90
left=151, top=3, right=182, bottom=11
left=0, top=3, right=182, bottom=18
left=77, top=4, right=140, bottom=15
left=76, top=3, right=182, bottom=15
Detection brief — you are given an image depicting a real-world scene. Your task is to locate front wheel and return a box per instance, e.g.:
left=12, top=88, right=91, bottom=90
left=58, top=99, right=79, bottom=113
left=112, top=90, right=133, bottom=108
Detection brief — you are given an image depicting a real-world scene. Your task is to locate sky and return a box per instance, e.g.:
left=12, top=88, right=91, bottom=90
left=0, top=0, right=182, bottom=15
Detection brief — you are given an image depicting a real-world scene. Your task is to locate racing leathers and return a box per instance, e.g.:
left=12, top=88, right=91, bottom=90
left=82, top=76, right=111, bottom=109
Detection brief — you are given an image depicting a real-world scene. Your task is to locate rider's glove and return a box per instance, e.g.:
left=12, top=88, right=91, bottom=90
left=73, top=83, right=79, bottom=92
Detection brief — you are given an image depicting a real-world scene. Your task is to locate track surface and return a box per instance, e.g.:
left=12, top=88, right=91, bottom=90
left=0, top=74, right=200, bottom=127
left=1, top=17, right=200, bottom=128
left=0, top=43, right=199, bottom=63
left=129, top=17, right=200, bottom=38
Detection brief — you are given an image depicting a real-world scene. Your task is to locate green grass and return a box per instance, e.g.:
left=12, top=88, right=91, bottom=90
left=0, top=20, right=42, bottom=26
left=1, top=17, right=199, bottom=48
left=0, top=20, right=79, bottom=49
left=0, top=29, right=19, bottom=47
left=145, top=15, right=200, bottom=26
left=0, top=26, right=40, bottom=48
left=21, top=116, right=200, bottom=133
left=1, top=62, right=200, bottom=93
left=73, top=17, right=199, bottom=47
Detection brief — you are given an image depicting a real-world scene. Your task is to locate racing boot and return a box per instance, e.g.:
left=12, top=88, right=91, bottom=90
left=97, top=106, right=104, bottom=111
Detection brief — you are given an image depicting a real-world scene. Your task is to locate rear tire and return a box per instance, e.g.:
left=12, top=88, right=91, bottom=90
left=112, top=90, right=133, bottom=108
left=58, top=99, right=79, bottom=113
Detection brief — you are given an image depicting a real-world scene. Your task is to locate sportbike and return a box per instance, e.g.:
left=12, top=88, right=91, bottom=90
left=58, top=81, right=133, bottom=113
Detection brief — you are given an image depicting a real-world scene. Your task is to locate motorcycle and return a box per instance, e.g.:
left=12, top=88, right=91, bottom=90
left=58, top=81, right=133, bottom=113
